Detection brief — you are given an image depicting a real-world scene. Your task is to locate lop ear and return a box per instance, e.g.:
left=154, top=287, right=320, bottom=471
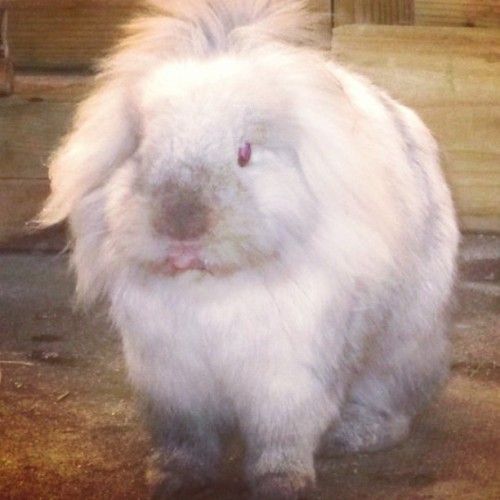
left=39, top=80, right=138, bottom=227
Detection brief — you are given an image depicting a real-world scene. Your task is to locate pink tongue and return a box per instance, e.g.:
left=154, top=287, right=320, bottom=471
left=164, top=244, right=206, bottom=271
left=167, top=253, right=205, bottom=271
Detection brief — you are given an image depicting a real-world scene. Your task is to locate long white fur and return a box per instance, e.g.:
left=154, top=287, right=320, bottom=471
left=40, top=0, right=459, bottom=493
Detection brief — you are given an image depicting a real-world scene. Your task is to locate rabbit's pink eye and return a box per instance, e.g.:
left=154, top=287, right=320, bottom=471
left=238, top=142, right=252, bottom=167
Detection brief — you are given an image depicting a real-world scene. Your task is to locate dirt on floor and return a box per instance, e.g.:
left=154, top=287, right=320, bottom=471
left=0, top=234, right=499, bottom=500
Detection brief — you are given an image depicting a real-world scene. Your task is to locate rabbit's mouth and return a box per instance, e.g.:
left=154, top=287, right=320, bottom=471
left=145, top=236, right=280, bottom=277
left=149, top=242, right=208, bottom=275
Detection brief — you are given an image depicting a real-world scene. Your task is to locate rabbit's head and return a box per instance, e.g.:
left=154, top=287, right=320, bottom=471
left=114, top=57, right=324, bottom=275
left=45, top=51, right=346, bottom=287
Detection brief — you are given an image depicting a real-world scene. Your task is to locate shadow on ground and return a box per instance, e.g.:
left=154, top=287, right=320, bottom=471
left=0, top=234, right=498, bottom=499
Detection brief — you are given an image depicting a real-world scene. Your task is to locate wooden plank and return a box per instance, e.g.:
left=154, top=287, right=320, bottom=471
left=8, top=5, right=136, bottom=69
left=332, top=25, right=500, bottom=232
left=0, top=73, right=91, bottom=179
left=334, top=0, right=415, bottom=26
left=415, top=0, right=500, bottom=29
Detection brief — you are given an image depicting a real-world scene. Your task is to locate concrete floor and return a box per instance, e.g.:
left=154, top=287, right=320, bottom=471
left=0, top=234, right=498, bottom=499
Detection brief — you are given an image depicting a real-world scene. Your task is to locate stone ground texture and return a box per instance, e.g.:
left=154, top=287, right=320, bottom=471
left=0, top=234, right=498, bottom=499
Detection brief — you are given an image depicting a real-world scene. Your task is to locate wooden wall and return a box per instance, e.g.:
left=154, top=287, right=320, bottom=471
left=334, top=0, right=500, bottom=27
left=0, top=1, right=499, bottom=250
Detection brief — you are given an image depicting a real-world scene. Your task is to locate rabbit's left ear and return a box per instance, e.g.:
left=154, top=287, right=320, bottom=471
left=38, top=80, right=138, bottom=227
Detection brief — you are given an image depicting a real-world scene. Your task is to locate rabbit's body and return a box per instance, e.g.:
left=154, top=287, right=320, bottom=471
left=41, top=1, right=459, bottom=498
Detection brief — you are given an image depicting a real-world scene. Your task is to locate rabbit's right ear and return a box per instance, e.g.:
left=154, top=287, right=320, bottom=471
left=38, top=80, right=138, bottom=227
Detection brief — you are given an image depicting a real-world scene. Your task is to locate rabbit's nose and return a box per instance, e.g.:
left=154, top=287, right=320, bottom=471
left=152, top=183, right=211, bottom=241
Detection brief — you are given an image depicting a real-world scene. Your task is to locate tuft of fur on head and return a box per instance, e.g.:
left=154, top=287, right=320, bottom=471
left=142, top=0, right=324, bottom=53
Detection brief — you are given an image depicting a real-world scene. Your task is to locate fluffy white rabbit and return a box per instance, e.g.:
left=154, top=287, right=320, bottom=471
left=40, top=1, right=459, bottom=498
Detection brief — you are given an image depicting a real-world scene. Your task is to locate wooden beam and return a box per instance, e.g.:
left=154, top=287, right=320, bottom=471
left=333, top=25, right=500, bottom=232
left=415, top=0, right=500, bottom=29
left=334, top=0, right=415, bottom=26
left=8, top=5, right=135, bottom=69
